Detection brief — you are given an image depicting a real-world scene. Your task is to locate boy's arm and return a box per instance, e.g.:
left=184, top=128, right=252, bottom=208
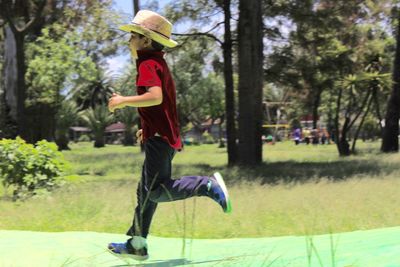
left=108, top=86, right=162, bottom=112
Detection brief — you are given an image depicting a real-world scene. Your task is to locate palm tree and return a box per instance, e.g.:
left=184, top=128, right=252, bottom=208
left=55, top=100, right=80, bottom=151
left=81, top=105, right=114, bottom=148
left=69, top=72, right=115, bottom=111
left=116, top=107, right=139, bottom=146
left=114, top=64, right=143, bottom=148
left=335, top=70, right=390, bottom=156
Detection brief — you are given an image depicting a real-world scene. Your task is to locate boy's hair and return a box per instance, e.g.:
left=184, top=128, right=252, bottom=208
left=137, top=33, right=165, bottom=51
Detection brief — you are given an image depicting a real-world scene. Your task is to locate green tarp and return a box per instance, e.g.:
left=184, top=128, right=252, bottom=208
left=0, top=226, right=399, bottom=266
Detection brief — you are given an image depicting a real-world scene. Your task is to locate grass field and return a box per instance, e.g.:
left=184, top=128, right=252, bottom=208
left=1, top=140, right=400, bottom=239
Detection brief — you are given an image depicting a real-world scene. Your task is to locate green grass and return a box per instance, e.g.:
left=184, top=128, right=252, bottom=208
left=1, top=140, right=400, bottom=239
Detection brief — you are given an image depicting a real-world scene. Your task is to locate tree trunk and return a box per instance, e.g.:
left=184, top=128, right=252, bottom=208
left=3, top=25, right=19, bottom=135
left=337, top=94, right=354, bottom=156
left=218, top=115, right=225, bottom=148
left=312, top=88, right=322, bottom=129
left=1, top=26, right=17, bottom=138
left=338, top=138, right=350, bottom=156
left=222, top=0, right=237, bottom=165
left=334, top=86, right=349, bottom=155
left=2, top=0, right=56, bottom=143
left=3, top=15, right=47, bottom=143
left=124, top=127, right=135, bottom=146
left=14, top=31, right=29, bottom=141
left=326, top=86, right=335, bottom=141
left=351, top=93, right=373, bottom=153
left=56, top=133, right=70, bottom=151
left=372, top=88, right=383, bottom=133
left=94, top=133, right=105, bottom=148
left=0, top=89, right=5, bottom=138
left=237, top=0, right=263, bottom=165
left=337, top=121, right=351, bottom=156
left=381, top=17, right=400, bottom=154
left=334, top=85, right=343, bottom=145
left=24, top=103, right=56, bottom=143
left=133, top=0, right=140, bottom=15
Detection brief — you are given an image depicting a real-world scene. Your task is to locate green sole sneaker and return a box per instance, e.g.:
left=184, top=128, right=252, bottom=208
left=213, top=172, right=232, bottom=214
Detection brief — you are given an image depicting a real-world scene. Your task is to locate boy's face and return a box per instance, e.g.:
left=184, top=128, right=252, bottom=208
left=129, top=32, right=151, bottom=60
left=129, top=32, right=152, bottom=59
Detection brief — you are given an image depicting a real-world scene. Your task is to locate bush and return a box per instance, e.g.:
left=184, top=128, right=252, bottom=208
left=78, top=134, right=91, bottom=142
left=202, top=131, right=215, bottom=144
left=0, top=137, right=68, bottom=200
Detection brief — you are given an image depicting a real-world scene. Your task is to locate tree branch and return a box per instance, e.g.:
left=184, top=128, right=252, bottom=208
left=0, top=0, right=46, bottom=34
left=348, top=90, right=371, bottom=130
left=205, top=21, right=224, bottom=33
left=0, top=1, right=19, bottom=34
left=21, top=0, right=47, bottom=34
left=172, top=32, right=223, bottom=46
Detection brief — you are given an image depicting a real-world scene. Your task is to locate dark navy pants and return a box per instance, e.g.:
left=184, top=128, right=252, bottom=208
left=126, top=136, right=210, bottom=238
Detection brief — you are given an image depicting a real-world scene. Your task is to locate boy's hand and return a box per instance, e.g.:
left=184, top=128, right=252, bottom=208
left=136, top=129, right=143, bottom=144
left=108, top=93, right=125, bottom=112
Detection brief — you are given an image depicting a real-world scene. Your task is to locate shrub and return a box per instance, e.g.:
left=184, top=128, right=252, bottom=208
left=0, top=137, right=68, bottom=200
left=202, top=131, right=215, bottom=144
left=78, top=134, right=91, bottom=142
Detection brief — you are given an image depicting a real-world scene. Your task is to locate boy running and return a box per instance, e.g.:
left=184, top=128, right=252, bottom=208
left=107, top=10, right=232, bottom=261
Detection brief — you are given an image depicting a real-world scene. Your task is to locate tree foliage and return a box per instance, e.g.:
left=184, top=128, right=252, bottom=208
left=266, top=0, right=394, bottom=155
left=169, top=37, right=225, bottom=133
left=25, top=25, right=97, bottom=108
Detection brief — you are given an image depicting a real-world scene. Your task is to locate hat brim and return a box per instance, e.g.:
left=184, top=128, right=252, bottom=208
left=119, top=24, right=178, bottom=48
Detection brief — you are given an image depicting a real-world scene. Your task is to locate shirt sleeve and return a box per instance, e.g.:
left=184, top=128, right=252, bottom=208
left=136, top=60, right=162, bottom=88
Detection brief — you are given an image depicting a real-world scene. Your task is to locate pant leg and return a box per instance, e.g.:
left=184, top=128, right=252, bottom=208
left=126, top=137, right=176, bottom=238
left=127, top=137, right=211, bottom=238
left=150, top=175, right=211, bottom=202
left=145, top=138, right=211, bottom=203
left=126, top=163, right=158, bottom=238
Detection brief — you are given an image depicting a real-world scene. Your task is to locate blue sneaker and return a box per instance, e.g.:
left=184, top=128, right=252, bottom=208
left=207, top=172, right=232, bottom=213
left=107, top=238, right=149, bottom=261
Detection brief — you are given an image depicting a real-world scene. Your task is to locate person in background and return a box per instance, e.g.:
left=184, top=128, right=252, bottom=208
left=293, top=127, right=301, bottom=145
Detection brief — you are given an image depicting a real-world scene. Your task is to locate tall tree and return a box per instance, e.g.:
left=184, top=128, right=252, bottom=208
left=0, top=26, right=16, bottom=138
left=266, top=0, right=349, bottom=131
left=266, top=0, right=393, bottom=156
left=237, top=0, right=263, bottom=165
left=329, top=0, right=393, bottom=156
left=167, top=0, right=239, bottom=165
left=55, top=100, right=80, bottom=151
left=170, top=37, right=224, bottom=132
left=0, top=0, right=47, bottom=142
left=0, top=0, right=122, bottom=143
left=382, top=10, right=400, bottom=152
left=220, top=0, right=237, bottom=164
left=24, top=25, right=97, bottom=144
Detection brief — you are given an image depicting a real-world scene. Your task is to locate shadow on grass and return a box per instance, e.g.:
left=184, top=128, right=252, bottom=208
left=110, top=257, right=231, bottom=266
left=173, top=159, right=397, bottom=185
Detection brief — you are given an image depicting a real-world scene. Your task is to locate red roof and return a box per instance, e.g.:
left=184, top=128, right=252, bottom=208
left=105, top=122, right=126, bottom=133
left=70, top=126, right=91, bottom=132
left=300, top=115, right=319, bottom=122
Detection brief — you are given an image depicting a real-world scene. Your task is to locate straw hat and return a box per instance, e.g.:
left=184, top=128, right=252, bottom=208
left=119, top=10, right=178, bottom=48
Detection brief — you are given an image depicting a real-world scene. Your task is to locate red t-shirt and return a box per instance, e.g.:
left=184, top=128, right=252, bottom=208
left=135, top=50, right=182, bottom=150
